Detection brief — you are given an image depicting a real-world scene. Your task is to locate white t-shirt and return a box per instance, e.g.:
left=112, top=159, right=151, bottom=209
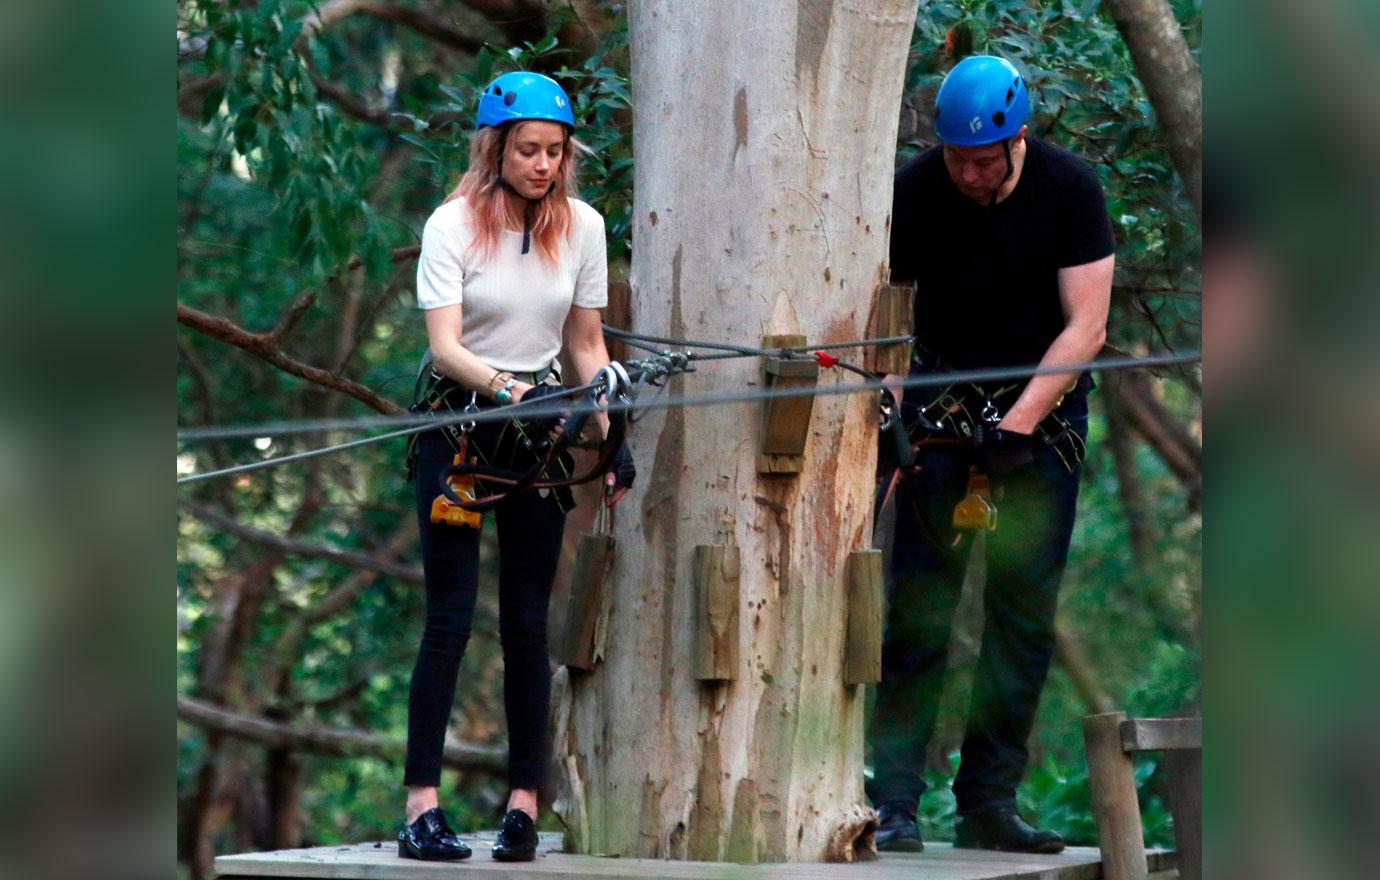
left=415, top=196, right=608, bottom=373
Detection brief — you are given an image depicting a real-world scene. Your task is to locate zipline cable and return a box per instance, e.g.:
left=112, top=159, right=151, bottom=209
left=177, top=350, right=1200, bottom=486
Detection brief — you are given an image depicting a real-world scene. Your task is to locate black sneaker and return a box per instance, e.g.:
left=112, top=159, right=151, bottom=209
left=491, top=808, right=538, bottom=862
left=954, top=807, right=1064, bottom=854
left=874, top=801, right=924, bottom=852
left=397, top=807, right=472, bottom=861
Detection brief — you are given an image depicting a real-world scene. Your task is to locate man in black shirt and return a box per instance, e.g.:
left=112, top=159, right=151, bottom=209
left=869, top=55, right=1115, bottom=854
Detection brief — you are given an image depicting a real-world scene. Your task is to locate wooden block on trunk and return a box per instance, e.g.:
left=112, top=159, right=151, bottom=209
left=863, top=282, right=914, bottom=376
left=757, top=334, right=816, bottom=475
left=559, top=532, right=616, bottom=670
left=843, top=549, right=884, bottom=685
left=693, top=544, right=740, bottom=681
left=755, top=453, right=805, bottom=473
left=603, top=279, right=631, bottom=363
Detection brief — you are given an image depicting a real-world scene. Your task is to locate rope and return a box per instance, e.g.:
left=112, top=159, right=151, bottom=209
left=600, top=324, right=914, bottom=360
left=176, top=350, right=1200, bottom=485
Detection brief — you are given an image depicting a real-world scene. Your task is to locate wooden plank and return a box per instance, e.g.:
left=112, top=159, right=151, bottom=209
left=757, top=334, right=816, bottom=472
left=216, top=841, right=1172, bottom=879
left=755, top=453, right=805, bottom=474
left=1120, top=716, right=1202, bottom=753
left=692, top=544, right=740, bottom=681
left=1082, top=711, right=1148, bottom=880
left=863, top=282, right=914, bottom=376
left=1163, top=749, right=1201, bottom=880
left=604, top=280, right=631, bottom=363
left=843, top=550, right=884, bottom=685
left=558, top=532, right=616, bottom=670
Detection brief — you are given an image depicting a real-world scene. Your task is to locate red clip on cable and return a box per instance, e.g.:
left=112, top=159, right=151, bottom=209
left=813, top=351, right=838, bottom=368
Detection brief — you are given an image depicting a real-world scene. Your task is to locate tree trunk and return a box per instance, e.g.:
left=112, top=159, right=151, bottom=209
left=554, top=1, right=917, bottom=863
left=1103, top=388, right=1156, bottom=570
left=1102, top=0, right=1202, bottom=220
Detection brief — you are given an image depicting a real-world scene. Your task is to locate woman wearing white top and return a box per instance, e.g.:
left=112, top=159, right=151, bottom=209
left=398, top=71, right=633, bottom=863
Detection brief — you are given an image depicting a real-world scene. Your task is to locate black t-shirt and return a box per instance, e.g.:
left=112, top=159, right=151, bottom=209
left=890, top=137, right=1115, bottom=370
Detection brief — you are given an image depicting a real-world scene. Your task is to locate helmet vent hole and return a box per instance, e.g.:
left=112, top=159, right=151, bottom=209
left=503, top=91, right=517, bottom=106
left=1005, top=87, right=1014, bottom=105
left=492, top=86, right=502, bottom=95
left=993, top=111, right=1006, bottom=127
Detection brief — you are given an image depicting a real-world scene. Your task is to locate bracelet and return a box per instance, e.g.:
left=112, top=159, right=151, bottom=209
left=494, top=376, right=517, bottom=404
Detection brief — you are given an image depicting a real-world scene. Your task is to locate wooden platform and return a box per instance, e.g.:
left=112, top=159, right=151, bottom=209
left=216, top=832, right=1175, bottom=880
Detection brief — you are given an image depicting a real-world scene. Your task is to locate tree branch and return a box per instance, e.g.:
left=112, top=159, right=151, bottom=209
left=178, top=500, right=423, bottom=584
left=350, top=244, right=421, bottom=273
left=1102, top=0, right=1202, bottom=219
left=1054, top=628, right=1115, bottom=715
left=178, top=695, right=507, bottom=775
left=303, top=0, right=488, bottom=53
left=267, top=290, right=319, bottom=346
left=1103, top=370, right=1202, bottom=508
left=457, top=0, right=548, bottom=46
left=176, top=302, right=405, bottom=415
left=1103, top=392, right=1156, bottom=571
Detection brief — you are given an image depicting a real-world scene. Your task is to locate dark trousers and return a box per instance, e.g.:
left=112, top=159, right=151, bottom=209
left=867, top=395, right=1087, bottom=817
left=403, top=430, right=567, bottom=790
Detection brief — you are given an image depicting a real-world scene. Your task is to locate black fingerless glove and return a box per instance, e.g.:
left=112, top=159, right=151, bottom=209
left=976, top=428, right=1035, bottom=479
left=608, top=443, right=636, bottom=489
left=513, top=383, right=570, bottom=441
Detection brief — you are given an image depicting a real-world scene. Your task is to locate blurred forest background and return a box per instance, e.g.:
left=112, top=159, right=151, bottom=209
left=175, top=1, right=1201, bottom=877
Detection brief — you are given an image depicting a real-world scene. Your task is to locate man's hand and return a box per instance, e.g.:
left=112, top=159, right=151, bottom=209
left=976, top=428, right=1035, bottom=479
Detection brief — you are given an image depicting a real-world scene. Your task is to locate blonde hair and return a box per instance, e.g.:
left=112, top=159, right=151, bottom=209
left=446, top=121, right=585, bottom=266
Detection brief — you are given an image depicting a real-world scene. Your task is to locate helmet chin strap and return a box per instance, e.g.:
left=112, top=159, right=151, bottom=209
left=495, top=176, right=557, bottom=255
left=988, top=137, right=1015, bottom=208
left=495, top=127, right=562, bottom=255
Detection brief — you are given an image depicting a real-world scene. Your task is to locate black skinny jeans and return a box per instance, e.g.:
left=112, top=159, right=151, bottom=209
left=403, top=429, right=566, bottom=790
left=867, top=392, right=1088, bottom=817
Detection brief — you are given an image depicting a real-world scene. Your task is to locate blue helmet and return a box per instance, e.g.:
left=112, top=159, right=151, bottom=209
left=933, top=55, right=1029, bottom=147
left=475, top=71, right=575, bottom=130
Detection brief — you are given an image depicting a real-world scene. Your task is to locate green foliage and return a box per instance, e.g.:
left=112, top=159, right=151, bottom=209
left=393, top=29, right=635, bottom=260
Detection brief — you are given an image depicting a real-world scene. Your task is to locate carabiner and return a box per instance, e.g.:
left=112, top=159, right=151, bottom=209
left=461, top=392, right=480, bottom=434
left=981, top=397, right=1001, bottom=424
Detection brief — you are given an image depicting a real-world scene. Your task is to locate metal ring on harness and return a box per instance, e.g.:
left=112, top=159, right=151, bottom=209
left=430, top=356, right=681, bottom=513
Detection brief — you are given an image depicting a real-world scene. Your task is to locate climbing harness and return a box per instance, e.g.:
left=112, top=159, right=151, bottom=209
left=873, top=347, right=1092, bottom=549
left=178, top=338, right=1199, bottom=489
left=406, top=351, right=694, bottom=520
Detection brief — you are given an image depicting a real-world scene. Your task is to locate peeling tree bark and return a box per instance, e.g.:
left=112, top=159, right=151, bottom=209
left=1102, top=0, right=1202, bottom=219
left=554, top=0, right=917, bottom=863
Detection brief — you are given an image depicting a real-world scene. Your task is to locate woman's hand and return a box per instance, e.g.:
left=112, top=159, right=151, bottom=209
left=603, top=444, right=635, bottom=506
left=604, top=473, right=629, bottom=507
left=511, top=381, right=536, bottom=402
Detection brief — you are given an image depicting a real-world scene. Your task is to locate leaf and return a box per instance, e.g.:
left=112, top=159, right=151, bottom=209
left=200, top=82, right=228, bottom=124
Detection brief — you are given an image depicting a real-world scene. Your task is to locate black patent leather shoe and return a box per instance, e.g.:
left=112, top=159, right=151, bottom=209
left=954, top=807, right=1064, bottom=854
left=491, top=808, right=538, bottom=862
left=397, top=807, right=472, bottom=861
left=874, top=801, right=924, bottom=852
